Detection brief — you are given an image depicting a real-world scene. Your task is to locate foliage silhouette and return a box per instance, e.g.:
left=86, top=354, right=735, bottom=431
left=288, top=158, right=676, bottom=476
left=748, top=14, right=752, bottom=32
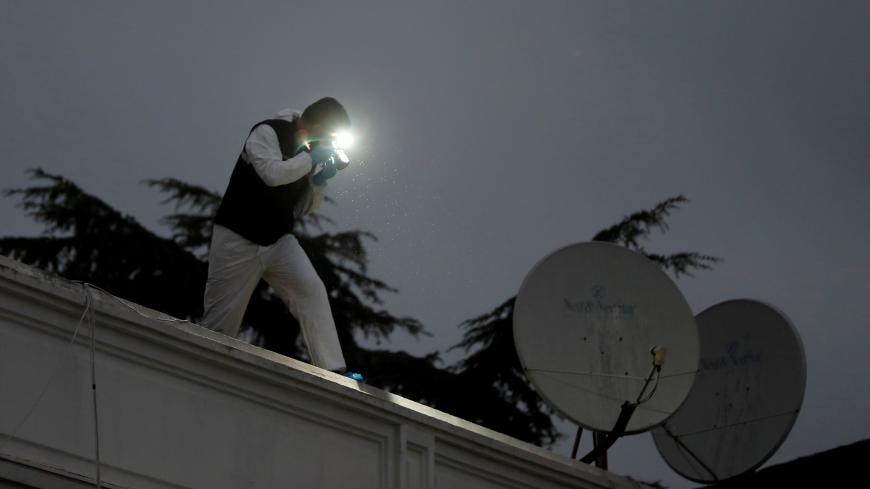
left=3, top=170, right=719, bottom=447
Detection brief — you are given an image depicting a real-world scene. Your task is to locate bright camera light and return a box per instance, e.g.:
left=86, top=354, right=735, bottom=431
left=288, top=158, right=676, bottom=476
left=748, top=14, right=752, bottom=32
left=331, top=130, right=355, bottom=150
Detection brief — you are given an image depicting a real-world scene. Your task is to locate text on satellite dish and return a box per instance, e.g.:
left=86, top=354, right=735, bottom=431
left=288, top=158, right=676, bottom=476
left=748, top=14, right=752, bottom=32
left=562, top=286, right=637, bottom=317
left=700, top=341, right=762, bottom=371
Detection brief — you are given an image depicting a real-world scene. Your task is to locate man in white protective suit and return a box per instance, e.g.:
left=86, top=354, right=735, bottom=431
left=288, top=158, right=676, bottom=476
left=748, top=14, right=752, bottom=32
left=202, top=97, right=362, bottom=380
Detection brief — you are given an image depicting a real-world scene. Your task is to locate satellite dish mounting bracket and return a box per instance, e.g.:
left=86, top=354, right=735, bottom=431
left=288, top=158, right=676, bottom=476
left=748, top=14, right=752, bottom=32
left=579, top=400, right=638, bottom=463
left=579, top=347, right=663, bottom=464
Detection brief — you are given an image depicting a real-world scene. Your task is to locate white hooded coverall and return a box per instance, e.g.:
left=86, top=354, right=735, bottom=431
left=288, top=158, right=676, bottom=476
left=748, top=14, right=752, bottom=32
left=201, top=109, right=346, bottom=372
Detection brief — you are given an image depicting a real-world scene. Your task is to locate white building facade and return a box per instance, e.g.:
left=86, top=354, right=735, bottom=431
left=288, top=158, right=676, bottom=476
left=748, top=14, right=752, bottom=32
left=0, top=256, right=645, bottom=489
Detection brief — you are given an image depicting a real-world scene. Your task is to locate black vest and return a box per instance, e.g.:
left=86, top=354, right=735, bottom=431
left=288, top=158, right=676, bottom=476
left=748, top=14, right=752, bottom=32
left=214, top=119, right=310, bottom=246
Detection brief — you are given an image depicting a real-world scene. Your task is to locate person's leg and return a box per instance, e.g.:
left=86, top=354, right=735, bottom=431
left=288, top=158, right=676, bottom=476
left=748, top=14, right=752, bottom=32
left=261, top=234, right=346, bottom=371
left=202, top=226, right=265, bottom=338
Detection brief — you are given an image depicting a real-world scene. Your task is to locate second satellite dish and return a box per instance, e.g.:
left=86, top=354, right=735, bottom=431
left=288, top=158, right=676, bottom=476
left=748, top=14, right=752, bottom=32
left=652, top=299, right=807, bottom=483
left=513, top=242, right=699, bottom=433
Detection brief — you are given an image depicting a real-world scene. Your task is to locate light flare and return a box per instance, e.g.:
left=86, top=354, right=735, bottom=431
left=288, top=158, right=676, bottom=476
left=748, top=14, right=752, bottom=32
left=331, top=130, right=355, bottom=150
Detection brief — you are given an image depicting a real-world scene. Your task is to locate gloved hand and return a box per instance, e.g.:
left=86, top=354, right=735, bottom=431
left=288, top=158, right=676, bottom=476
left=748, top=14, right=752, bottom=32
left=311, top=156, right=338, bottom=186
left=308, top=143, right=334, bottom=165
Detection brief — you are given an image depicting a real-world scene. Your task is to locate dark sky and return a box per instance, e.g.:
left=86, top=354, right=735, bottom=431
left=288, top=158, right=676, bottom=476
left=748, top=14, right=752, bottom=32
left=2, top=1, right=869, bottom=487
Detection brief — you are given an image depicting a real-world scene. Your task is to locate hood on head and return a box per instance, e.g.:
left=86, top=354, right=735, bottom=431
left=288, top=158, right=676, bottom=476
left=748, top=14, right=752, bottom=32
left=275, top=108, right=300, bottom=122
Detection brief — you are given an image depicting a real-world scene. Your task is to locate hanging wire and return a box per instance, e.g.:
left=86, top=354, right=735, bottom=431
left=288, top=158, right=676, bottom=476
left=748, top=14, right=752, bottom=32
left=86, top=287, right=102, bottom=488
left=79, top=282, right=190, bottom=325
left=0, top=285, right=90, bottom=448
left=2, top=283, right=108, bottom=488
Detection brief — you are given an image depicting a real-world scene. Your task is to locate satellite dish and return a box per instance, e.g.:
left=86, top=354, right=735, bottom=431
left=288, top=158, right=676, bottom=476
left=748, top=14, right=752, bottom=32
left=652, top=299, right=806, bottom=483
left=513, top=242, right=699, bottom=434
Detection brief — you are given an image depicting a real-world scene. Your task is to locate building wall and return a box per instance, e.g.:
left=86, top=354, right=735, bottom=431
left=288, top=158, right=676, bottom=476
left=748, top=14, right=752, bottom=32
left=0, top=256, right=644, bottom=489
